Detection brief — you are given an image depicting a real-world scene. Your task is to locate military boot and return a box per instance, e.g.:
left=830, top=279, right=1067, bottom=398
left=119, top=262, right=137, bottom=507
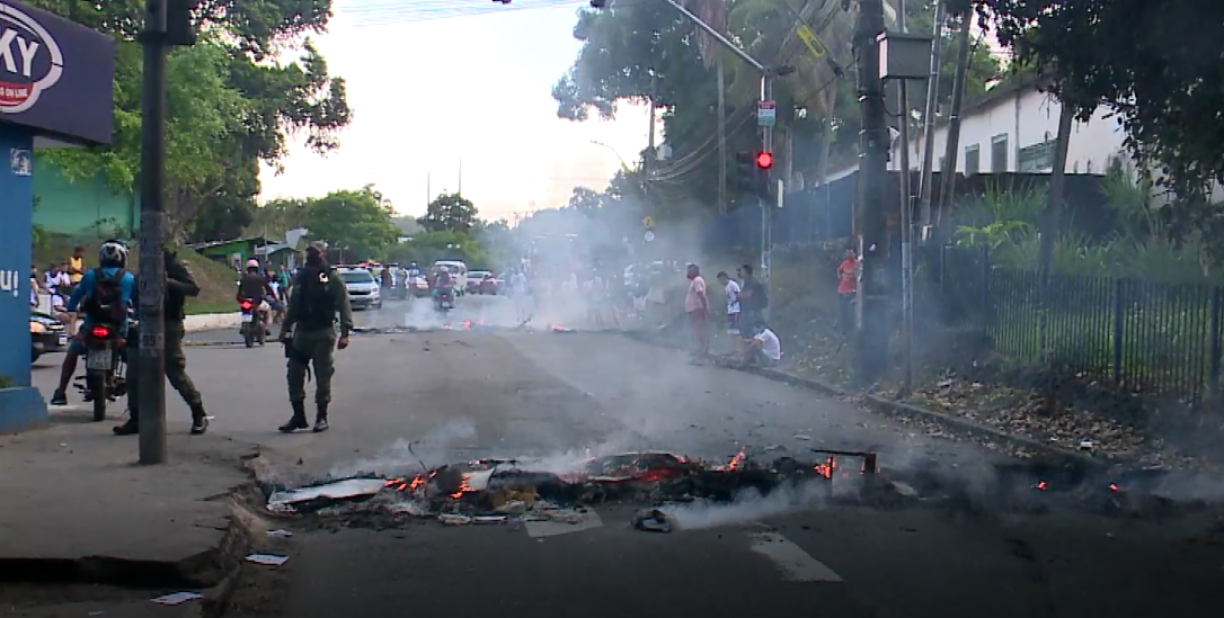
left=190, top=404, right=210, bottom=435
left=113, top=415, right=139, bottom=436
left=313, top=402, right=330, bottom=433
left=279, top=401, right=309, bottom=433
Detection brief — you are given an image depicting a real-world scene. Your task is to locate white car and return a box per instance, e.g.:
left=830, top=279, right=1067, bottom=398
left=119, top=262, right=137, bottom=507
left=433, top=260, right=468, bottom=295
left=337, top=267, right=382, bottom=310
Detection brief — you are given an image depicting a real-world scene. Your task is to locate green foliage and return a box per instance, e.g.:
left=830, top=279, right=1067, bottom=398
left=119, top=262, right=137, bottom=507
left=386, top=230, right=487, bottom=270
left=554, top=0, right=1000, bottom=204
left=25, top=0, right=352, bottom=244
left=419, top=193, right=479, bottom=233
left=305, top=186, right=400, bottom=261
left=979, top=0, right=1224, bottom=253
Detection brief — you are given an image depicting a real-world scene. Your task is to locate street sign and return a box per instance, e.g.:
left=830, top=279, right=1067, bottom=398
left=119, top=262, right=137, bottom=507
left=796, top=24, right=828, bottom=60
left=757, top=100, right=776, bottom=127
left=644, top=230, right=655, bottom=242
left=642, top=215, right=654, bottom=228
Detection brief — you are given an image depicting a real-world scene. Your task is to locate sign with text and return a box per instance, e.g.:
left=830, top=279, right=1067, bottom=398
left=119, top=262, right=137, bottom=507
left=757, top=100, right=776, bottom=127
left=0, top=0, right=115, bottom=144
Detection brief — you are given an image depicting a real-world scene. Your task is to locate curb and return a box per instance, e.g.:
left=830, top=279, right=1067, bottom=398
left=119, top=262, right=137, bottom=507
left=617, top=329, right=1107, bottom=471
left=184, top=313, right=241, bottom=333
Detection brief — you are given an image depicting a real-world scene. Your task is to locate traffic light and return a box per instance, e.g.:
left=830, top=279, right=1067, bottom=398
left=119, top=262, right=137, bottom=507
left=733, top=151, right=773, bottom=200
left=166, top=0, right=200, bottom=46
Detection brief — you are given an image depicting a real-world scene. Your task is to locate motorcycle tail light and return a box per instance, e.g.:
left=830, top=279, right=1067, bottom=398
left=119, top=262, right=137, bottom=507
left=240, top=301, right=252, bottom=310
left=91, top=325, right=110, bottom=338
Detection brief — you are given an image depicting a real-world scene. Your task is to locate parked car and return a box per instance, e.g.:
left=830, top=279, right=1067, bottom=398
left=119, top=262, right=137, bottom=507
left=408, top=275, right=430, bottom=298
left=30, top=310, right=68, bottom=362
left=337, top=267, right=382, bottom=310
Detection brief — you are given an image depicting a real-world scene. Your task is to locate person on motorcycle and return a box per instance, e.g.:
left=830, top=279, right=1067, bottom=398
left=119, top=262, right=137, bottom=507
left=407, top=262, right=421, bottom=279
left=264, top=267, right=286, bottom=323
left=238, top=259, right=276, bottom=330
left=433, top=265, right=454, bottom=301
left=49, top=240, right=136, bottom=406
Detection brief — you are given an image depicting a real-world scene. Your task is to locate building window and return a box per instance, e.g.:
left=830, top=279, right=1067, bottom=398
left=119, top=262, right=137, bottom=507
left=991, top=134, right=1009, bottom=172
left=1018, top=140, right=1055, bottom=172
left=965, top=145, right=980, bottom=175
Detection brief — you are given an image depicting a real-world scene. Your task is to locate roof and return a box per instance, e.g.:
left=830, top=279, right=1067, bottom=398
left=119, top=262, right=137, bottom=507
left=187, top=236, right=268, bottom=251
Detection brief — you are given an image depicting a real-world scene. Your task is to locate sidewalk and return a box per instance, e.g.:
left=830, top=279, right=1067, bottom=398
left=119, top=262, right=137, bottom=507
left=0, top=415, right=257, bottom=575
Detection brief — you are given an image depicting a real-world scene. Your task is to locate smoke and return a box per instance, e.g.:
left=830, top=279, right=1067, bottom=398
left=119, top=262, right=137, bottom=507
left=659, top=480, right=831, bottom=530
left=328, top=419, right=477, bottom=478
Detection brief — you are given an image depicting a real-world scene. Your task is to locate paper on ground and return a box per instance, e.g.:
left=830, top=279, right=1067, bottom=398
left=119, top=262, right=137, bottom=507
left=523, top=510, right=603, bottom=538
left=151, top=592, right=203, bottom=605
left=267, top=478, right=386, bottom=509
left=245, top=553, right=290, bottom=566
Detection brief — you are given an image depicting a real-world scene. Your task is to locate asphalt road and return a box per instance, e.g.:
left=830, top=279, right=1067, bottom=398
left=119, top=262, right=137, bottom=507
left=30, top=296, right=1224, bottom=618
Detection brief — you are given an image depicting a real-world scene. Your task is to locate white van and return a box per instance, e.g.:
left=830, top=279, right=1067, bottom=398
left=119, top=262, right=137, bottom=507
left=433, top=260, right=468, bottom=295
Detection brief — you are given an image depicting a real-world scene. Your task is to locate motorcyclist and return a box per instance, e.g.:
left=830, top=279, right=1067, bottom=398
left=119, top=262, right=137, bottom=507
left=237, top=259, right=275, bottom=330
left=49, top=240, right=136, bottom=406
left=433, top=265, right=454, bottom=305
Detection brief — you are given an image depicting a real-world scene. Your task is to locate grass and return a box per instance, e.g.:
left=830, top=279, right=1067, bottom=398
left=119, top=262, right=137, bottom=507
left=34, top=236, right=240, bottom=315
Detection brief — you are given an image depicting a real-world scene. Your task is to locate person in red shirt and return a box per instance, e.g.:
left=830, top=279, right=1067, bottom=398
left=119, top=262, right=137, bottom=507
left=836, top=247, right=858, bottom=335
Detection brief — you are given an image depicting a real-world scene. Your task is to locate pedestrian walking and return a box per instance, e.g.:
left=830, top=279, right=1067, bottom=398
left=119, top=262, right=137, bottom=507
left=115, top=248, right=211, bottom=436
left=278, top=243, right=353, bottom=434
left=837, top=247, right=859, bottom=335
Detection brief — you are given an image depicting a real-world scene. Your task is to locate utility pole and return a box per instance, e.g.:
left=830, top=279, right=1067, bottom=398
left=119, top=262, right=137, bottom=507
left=643, top=70, right=659, bottom=205
left=716, top=55, right=728, bottom=214
left=854, top=0, right=890, bottom=387
left=937, top=11, right=971, bottom=218
left=917, top=0, right=945, bottom=230
left=896, top=0, right=914, bottom=392
left=136, top=0, right=197, bottom=464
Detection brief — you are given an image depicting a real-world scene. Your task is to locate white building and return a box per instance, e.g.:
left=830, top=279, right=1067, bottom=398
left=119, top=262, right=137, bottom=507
left=825, top=77, right=1133, bottom=182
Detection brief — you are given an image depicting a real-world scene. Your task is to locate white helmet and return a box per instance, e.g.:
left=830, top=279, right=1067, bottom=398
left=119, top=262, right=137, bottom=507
left=99, top=240, right=129, bottom=266
left=246, top=259, right=260, bottom=270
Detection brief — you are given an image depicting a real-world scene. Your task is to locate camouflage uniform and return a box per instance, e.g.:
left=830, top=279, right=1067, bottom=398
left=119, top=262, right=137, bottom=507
left=116, top=250, right=209, bottom=436
left=279, top=254, right=353, bottom=433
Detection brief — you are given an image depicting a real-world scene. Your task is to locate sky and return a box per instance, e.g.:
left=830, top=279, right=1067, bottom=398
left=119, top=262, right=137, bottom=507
left=258, top=0, right=652, bottom=223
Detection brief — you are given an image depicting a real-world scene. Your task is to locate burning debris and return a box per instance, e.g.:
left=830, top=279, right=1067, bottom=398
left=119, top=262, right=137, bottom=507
left=265, top=449, right=881, bottom=531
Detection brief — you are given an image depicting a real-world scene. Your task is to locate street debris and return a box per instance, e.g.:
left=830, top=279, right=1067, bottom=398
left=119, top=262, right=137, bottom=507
left=632, top=508, right=676, bottom=533
left=266, top=529, right=294, bottom=538
left=245, top=553, right=290, bottom=566
left=263, top=448, right=881, bottom=533
left=150, top=592, right=202, bottom=606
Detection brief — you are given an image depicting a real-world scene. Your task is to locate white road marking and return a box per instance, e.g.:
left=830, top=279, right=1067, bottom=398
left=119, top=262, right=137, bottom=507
left=748, top=532, right=843, bottom=583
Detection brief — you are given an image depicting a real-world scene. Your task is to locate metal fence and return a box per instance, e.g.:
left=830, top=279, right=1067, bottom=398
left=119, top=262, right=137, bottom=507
left=932, top=247, right=1224, bottom=398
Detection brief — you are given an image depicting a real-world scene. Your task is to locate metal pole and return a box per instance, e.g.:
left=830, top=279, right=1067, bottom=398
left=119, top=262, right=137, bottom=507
left=897, top=0, right=914, bottom=392
left=716, top=55, right=727, bottom=214
left=662, top=0, right=765, bottom=72
left=137, top=0, right=169, bottom=465
left=936, top=13, right=971, bottom=220
left=761, top=74, right=773, bottom=283
left=644, top=71, right=657, bottom=200
left=854, top=0, right=890, bottom=387
left=917, top=0, right=945, bottom=228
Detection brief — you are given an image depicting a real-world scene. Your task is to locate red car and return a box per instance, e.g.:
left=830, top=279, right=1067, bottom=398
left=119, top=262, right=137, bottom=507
left=467, top=271, right=500, bottom=295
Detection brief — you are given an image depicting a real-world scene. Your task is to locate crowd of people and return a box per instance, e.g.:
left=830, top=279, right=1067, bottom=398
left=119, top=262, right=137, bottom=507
left=683, top=263, right=782, bottom=368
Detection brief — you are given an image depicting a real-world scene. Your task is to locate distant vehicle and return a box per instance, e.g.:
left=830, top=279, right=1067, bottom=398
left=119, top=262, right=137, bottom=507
left=337, top=267, right=382, bottom=310
left=433, top=260, right=468, bottom=295
left=408, top=275, right=430, bottom=298
left=30, top=310, right=67, bottom=362
left=479, top=273, right=502, bottom=295
left=467, top=270, right=492, bottom=293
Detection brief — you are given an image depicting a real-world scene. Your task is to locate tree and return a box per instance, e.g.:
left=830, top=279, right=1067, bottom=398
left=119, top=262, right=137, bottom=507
left=305, top=187, right=400, bottom=260
left=26, top=0, right=352, bottom=242
left=553, top=1, right=1000, bottom=207
left=568, top=187, right=606, bottom=212
left=419, top=193, right=479, bottom=233
left=386, top=230, right=487, bottom=270
left=979, top=0, right=1224, bottom=255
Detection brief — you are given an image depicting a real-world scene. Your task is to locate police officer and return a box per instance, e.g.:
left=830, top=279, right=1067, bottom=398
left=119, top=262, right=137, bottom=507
left=115, top=248, right=210, bottom=435
left=278, top=243, right=353, bottom=433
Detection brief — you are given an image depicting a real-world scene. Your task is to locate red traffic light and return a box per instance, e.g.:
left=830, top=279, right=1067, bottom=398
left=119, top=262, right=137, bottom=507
left=756, top=152, right=773, bottom=169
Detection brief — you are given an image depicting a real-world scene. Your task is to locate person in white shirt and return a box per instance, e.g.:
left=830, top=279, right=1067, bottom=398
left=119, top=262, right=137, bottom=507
left=44, top=263, right=71, bottom=296
left=716, top=271, right=741, bottom=335
left=741, top=321, right=782, bottom=367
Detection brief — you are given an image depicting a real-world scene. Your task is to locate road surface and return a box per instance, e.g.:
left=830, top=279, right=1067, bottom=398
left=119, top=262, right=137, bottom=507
left=29, top=296, right=1224, bottom=618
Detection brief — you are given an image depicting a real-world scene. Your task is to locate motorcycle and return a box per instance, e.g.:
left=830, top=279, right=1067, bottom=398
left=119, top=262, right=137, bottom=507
left=239, top=298, right=268, bottom=348
left=75, top=321, right=129, bottom=422
left=434, top=288, right=455, bottom=313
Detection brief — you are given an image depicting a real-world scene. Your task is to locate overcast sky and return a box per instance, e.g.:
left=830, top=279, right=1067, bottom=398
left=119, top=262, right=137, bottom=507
left=258, top=0, right=651, bottom=222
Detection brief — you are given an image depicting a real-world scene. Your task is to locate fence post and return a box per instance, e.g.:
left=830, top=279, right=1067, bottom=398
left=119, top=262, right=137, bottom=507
left=979, top=245, right=990, bottom=328
left=1112, top=278, right=1124, bottom=385
left=1210, top=286, right=1222, bottom=397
